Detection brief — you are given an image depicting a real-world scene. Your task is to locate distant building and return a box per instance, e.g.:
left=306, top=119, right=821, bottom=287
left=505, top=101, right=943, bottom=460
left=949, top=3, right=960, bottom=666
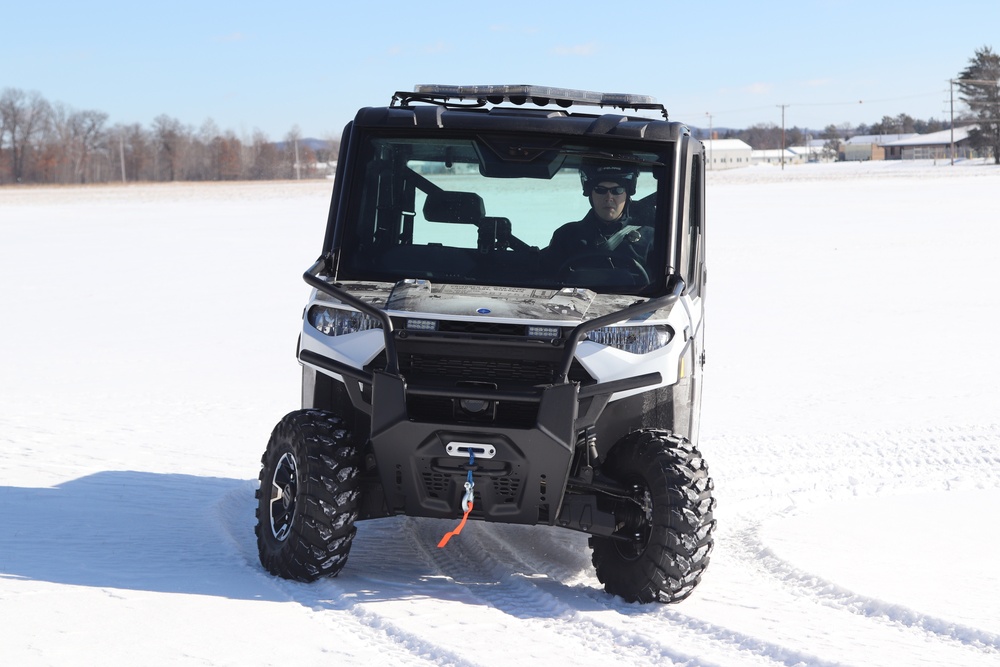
left=702, top=139, right=753, bottom=170
left=788, top=139, right=833, bottom=163
left=751, top=148, right=799, bottom=165
left=881, top=126, right=976, bottom=160
left=842, top=134, right=917, bottom=161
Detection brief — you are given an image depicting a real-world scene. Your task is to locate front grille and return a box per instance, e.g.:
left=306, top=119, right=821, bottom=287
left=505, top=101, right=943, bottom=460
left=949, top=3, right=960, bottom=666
left=420, top=469, right=522, bottom=505
left=404, top=354, right=558, bottom=385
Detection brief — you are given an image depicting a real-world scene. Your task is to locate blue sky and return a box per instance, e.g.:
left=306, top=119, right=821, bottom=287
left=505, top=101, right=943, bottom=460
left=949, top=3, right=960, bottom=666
left=5, top=1, right=998, bottom=139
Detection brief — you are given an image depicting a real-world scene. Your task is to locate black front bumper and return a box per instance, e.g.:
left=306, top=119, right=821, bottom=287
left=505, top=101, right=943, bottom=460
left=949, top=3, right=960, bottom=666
left=368, top=371, right=579, bottom=524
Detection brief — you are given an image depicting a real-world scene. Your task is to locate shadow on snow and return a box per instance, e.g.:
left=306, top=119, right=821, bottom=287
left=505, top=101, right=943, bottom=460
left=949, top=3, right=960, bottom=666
left=0, top=470, right=597, bottom=614
left=0, top=470, right=279, bottom=600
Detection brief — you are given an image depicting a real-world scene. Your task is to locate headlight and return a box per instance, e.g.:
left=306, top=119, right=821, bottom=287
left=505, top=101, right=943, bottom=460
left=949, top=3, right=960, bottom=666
left=307, top=306, right=382, bottom=336
left=585, top=325, right=673, bottom=354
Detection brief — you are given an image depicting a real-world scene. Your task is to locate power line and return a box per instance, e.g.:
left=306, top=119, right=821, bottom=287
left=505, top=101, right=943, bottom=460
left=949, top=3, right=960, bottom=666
left=794, top=90, right=944, bottom=107
left=678, top=90, right=947, bottom=122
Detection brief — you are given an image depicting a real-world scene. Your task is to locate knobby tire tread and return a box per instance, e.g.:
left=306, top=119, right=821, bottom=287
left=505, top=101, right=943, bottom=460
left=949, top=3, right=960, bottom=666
left=255, top=409, right=361, bottom=581
left=590, top=430, right=716, bottom=603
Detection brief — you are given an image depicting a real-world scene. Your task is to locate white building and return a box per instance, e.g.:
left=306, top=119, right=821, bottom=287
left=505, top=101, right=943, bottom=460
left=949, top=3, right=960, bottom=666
left=702, top=139, right=753, bottom=170
left=788, top=139, right=834, bottom=163
left=751, top=148, right=799, bottom=166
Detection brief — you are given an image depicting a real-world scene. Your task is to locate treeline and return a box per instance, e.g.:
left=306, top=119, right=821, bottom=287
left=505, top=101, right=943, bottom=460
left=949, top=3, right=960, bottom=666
left=0, top=87, right=339, bottom=185
left=707, top=113, right=953, bottom=151
left=6, top=45, right=999, bottom=184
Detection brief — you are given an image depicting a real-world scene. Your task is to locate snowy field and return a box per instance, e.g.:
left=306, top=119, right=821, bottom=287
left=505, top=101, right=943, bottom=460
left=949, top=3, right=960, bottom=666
left=2, top=160, right=999, bottom=666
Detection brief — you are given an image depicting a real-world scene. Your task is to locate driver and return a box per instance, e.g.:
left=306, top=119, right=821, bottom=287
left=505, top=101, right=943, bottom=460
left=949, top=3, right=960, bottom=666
left=544, top=164, right=653, bottom=269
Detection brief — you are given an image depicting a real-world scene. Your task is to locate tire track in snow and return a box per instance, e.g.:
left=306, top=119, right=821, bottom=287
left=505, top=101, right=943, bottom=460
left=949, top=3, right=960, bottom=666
left=407, top=518, right=729, bottom=667
left=413, top=517, right=843, bottom=667
left=743, top=529, right=1000, bottom=656
left=290, top=579, right=485, bottom=667
left=719, top=425, right=1000, bottom=662
left=481, top=524, right=862, bottom=667
left=217, top=487, right=479, bottom=667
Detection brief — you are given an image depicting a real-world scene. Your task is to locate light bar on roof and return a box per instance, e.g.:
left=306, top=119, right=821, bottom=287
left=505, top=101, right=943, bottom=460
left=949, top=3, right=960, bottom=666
left=411, top=84, right=660, bottom=110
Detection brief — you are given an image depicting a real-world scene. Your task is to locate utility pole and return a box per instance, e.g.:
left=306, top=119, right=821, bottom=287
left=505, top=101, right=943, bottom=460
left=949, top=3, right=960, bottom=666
left=706, top=112, right=713, bottom=170
left=119, top=134, right=126, bottom=183
left=777, top=104, right=789, bottom=170
left=950, top=79, right=955, bottom=165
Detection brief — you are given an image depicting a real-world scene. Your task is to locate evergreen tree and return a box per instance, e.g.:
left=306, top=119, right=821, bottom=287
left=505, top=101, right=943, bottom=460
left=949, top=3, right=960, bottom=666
left=957, top=46, right=1000, bottom=164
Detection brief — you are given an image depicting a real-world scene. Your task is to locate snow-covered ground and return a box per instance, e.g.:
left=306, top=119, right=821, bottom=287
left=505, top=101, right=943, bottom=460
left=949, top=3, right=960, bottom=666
left=2, top=160, right=998, bottom=666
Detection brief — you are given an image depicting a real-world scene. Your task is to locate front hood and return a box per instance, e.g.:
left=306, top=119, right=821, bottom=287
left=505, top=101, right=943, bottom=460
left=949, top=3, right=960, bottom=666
left=387, top=281, right=602, bottom=320
left=320, top=280, right=659, bottom=321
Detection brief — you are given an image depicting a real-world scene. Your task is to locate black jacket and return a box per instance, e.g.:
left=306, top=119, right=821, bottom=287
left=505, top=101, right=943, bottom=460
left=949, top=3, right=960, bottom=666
left=545, top=204, right=653, bottom=266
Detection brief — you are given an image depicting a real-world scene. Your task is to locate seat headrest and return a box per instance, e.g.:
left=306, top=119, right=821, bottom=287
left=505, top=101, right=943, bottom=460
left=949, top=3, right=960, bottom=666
left=422, top=190, right=485, bottom=223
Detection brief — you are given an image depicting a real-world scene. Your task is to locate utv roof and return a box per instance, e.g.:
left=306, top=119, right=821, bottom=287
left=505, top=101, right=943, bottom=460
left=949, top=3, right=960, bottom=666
left=356, top=84, right=688, bottom=141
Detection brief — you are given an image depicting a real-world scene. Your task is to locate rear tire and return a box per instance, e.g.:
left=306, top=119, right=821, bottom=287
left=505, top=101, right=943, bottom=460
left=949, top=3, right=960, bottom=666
left=590, top=430, right=716, bottom=603
left=255, top=409, right=361, bottom=581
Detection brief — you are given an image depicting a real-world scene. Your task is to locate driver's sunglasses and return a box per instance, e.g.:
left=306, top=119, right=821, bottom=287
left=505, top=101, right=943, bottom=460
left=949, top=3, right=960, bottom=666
left=592, top=185, right=626, bottom=196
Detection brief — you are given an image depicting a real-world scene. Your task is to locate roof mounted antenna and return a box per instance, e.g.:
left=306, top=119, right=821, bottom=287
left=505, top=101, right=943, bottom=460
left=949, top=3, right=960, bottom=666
left=392, top=84, right=668, bottom=120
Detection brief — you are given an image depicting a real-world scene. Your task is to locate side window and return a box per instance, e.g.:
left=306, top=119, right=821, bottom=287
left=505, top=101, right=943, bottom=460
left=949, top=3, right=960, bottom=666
left=685, top=153, right=704, bottom=296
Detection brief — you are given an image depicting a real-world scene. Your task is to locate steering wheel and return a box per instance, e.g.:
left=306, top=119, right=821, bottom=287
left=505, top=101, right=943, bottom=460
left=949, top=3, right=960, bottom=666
left=557, top=252, right=650, bottom=285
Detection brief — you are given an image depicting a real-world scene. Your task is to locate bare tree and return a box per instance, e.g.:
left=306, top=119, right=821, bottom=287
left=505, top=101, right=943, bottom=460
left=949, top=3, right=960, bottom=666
left=194, top=119, right=222, bottom=181
left=1, top=90, right=341, bottom=184
left=821, top=124, right=844, bottom=161
left=45, top=104, right=110, bottom=183
left=152, top=115, right=190, bottom=181
left=122, top=122, right=153, bottom=181
left=118, top=122, right=152, bottom=181
left=47, top=103, right=76, bottom=183
left=218, top=131, right=244, bottom=180
left=869, top=113, right=918, bottom=136
left=737, top=123, right=780, bottom=149
left=285, top=124, right=302, bottom=179
left=248, top=129, right=281, bottom=180
left=69, top=109, right=109, bottom=183
left=0, top=88, right=52, bottom=183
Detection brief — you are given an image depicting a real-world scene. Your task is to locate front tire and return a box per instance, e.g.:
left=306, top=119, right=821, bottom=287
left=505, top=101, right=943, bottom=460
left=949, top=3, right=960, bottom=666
left=255, top=409, right=361, bottom=581
left=590, top=430, right=716, bottom=603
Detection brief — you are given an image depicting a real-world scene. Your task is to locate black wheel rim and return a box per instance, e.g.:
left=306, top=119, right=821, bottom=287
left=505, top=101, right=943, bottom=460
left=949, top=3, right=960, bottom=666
left=268, top=451, right=298, bottom=541
left=613, top=482, right=653, bottom=561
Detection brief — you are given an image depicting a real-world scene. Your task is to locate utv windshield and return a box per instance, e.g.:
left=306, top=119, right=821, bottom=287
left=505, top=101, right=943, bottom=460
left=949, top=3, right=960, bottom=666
left=336, top=133, right=674, bottom=295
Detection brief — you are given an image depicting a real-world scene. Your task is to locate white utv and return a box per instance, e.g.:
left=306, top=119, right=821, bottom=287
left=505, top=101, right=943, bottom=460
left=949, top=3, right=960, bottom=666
left=256, top=85, right=715, bottom=603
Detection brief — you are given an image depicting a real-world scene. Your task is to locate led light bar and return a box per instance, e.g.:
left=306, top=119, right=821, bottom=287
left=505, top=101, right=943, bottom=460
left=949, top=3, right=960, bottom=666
left=406, top=318, right=439, bottom=331
left=527, top=325, right=561, bottom=339
left=404, top=84, right=665, bottom=114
